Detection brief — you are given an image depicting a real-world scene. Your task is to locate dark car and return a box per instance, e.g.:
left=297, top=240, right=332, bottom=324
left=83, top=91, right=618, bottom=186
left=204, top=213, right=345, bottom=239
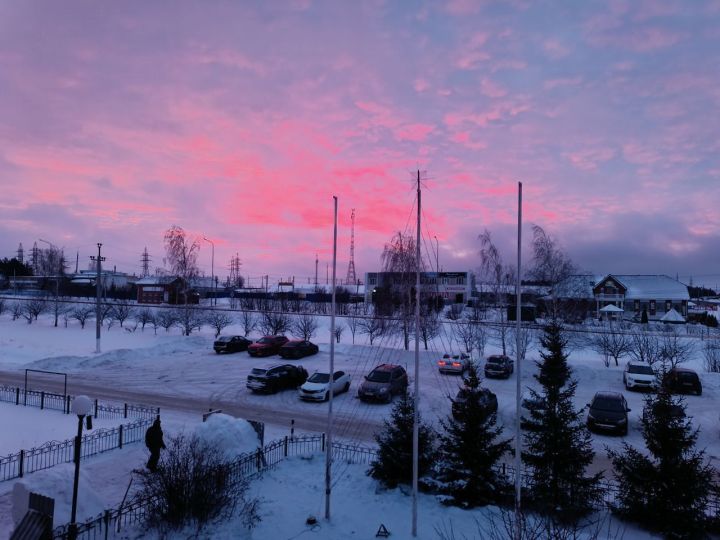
left=586, top=391, right=631, bottom=436
left=213, top=335, right=252, bottom=354
left=452, top=387, right=498, bottom=420
left=642, top=401, right=686, bottom=423
left=279, top=340, right=320, bottom=359
left=247, top=335, right=289, bottom=357
left=246, top=364, right=308, bottom=394
left=663, top=367, right=702, bottom=396
left=358, top=364, right=409, bottom=403
left=484, top=355, right=514, bottom=379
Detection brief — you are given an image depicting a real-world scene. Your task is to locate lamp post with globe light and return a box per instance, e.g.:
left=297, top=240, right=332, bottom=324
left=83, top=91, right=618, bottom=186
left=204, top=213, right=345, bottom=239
left=69, top=395, right=93, bottom=540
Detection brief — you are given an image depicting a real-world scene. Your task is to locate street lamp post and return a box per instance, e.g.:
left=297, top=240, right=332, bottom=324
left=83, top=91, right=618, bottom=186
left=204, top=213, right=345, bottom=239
left=203, top=237, right=215, bottom=306
left=69, top=395, right=93, bottom=540
left=434, top=236, right=440, bottom=303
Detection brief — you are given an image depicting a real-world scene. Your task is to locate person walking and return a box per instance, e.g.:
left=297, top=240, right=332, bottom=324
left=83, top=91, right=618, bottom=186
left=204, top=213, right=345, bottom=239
left=145, top=417, right=166, bottom=472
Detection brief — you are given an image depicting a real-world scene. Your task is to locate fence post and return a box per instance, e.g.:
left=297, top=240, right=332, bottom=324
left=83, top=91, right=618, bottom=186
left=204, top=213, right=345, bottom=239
left=119, top=425, right=124, bottom=449
left=15, top=387, right=19, bottom=405
left=40, top=391, right=45, bottom=410
left=321, top=433, right=325, bottom=452
left=290, top=419, right=295, bottom=440
left=104, top=509, right=111, bottom=540
left=124, top=403, right=128, bottom=419
left=66, top=395, right=71, bottom=414
left=18, top=450, right=24, bottom=478
left=284, top=436, right=288, bottom=457
left=94, top=398, right=99, bottom=418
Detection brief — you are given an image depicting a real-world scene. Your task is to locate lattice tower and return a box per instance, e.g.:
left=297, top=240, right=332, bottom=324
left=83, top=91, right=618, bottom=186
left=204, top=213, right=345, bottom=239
left=141, top=247, right=151, bottom=277
left=345, top=208, right=357, bottom=285
left=17, top=243, right=24, bottom=264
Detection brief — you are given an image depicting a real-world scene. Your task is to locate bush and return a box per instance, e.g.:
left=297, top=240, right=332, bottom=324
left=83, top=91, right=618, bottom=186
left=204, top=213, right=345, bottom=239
left=136, top=433, right=260, bottom=536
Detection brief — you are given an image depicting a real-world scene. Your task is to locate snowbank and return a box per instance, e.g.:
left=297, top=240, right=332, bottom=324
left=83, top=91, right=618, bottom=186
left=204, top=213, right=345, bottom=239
left=194, top=413, right=260, bottom=461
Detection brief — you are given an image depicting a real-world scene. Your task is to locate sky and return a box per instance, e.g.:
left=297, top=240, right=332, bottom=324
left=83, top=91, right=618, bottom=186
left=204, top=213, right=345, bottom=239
left=1, top=0, right=719, bottom=288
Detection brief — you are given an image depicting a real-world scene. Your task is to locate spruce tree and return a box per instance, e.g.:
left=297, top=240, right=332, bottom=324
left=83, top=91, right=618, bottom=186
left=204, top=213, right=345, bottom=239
left=368, top=391, right=436, bottom=488
left=433, top=363, right=511, bottom=508
left=522, top=322, right=601, bottom=518
left=608, top=382, right=714, bottom=537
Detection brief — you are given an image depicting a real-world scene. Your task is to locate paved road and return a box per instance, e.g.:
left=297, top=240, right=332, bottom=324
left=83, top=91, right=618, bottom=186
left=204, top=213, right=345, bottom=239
left=0, top=370, right=382, bottom=442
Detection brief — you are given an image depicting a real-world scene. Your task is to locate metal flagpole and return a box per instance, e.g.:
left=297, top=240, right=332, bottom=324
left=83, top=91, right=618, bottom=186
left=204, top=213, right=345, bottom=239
left=514, top=182, right=523, bottom=539
left=412, top=171, right=421, bottom=537
left=325, top=196, right=338, bottom=520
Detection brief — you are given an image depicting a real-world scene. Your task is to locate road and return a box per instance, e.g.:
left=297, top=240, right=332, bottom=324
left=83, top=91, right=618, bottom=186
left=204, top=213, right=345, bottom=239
left=0, top=370, right=383, bottom=442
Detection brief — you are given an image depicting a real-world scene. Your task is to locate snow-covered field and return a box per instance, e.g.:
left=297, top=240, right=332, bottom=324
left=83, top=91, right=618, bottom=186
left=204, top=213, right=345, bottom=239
left=0, top=307, right=717, bottom=538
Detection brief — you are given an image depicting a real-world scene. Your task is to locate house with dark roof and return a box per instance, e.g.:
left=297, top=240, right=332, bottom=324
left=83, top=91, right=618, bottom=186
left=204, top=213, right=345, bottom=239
left=136, top=276, right=184, bottom=304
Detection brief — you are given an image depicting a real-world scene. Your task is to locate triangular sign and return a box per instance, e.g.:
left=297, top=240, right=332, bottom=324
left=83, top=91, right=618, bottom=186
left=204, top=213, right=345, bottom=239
left=376, top=523, right=390, bottom=537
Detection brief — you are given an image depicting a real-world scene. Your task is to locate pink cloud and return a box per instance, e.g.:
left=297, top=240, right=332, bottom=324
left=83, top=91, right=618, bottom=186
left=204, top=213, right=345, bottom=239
left=480, top=78, right=507, bottom=98
left=543, top=38, right=570, bottom=59
left=395, top=123, right=435, bottom=142
left=563, top=147, right=616, bottom=171
left=455, top=32, right=490, bottom=70
left=543, top=77, right=583, bottom=90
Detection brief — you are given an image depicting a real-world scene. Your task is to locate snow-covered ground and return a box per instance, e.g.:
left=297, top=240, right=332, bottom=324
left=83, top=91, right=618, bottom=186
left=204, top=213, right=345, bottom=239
left=0, top=308, right=717, bottom=538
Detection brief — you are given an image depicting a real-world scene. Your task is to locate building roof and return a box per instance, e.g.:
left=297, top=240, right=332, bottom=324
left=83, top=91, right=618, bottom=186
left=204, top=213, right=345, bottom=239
left=660, top=308, right=685, bottom=323
left=135, top=276, right=181, bottom=286
left=611, top=275, right=689, bottom=301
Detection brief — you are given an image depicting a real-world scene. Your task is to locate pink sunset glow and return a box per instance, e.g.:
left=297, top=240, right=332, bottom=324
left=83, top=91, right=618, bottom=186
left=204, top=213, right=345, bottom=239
left=0, top=1, right=719, bottom=286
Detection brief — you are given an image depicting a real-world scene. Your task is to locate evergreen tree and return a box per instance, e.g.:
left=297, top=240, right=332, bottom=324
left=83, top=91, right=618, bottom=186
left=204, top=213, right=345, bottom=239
left=522, top=322, right=602, bottom=518
left=608, top=382, right=715, bottom=538
left=368, top=391, right=437, bottom=488
left=433, top=363, right=511, bottom=508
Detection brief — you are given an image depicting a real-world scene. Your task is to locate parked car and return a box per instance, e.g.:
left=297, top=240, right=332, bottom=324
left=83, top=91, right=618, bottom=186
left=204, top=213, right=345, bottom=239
left=246, top=364, right=308, bottom=394
left=247, top=335, right=289, bottom=357
left=298, top=370, right=351, bottom=402
left=213, top=335, right=252, bottom=354
left=452, top=386, right=498, bottom=420
left=358, top=364, right=408, bottom=403
left=279, top=340, right=319, bottom=359
left=437, top=353, right=471, bottom=375
left=663, top=367, right=702, bottom=396
left=484, top=354, right=514, bottom=379
left=623, top=361, right=658, bottom=391
left=642, top=400, right=686, bottom=423
left=586, top=391, right=631, bottom=436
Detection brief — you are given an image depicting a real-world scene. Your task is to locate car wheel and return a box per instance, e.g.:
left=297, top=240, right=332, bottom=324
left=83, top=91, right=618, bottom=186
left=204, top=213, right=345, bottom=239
left=621, top=425, right=628, bottom=436
left=343, top=382, right=350, bottom=393
left=324, top=391, right=330, bottom=402
left=697, top=388, right=702, bottom=396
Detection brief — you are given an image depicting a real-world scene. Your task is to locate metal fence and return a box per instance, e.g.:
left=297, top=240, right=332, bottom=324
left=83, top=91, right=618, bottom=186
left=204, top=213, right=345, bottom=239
left=0, top=418, right=153, bottom=483
left=51, top=435, right=720, bottom=540
left=0, top=384, right=158, bottom=421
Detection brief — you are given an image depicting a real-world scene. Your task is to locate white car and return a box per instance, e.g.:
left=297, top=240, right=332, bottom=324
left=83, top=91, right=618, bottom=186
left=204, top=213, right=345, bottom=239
left=623, top=361, right=658, bottom=391
left=298, top=370, right=351, bottom=402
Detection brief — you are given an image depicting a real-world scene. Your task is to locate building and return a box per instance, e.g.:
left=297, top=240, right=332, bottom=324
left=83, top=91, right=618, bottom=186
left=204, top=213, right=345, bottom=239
left=70, top=270, right=131, bottom=289
left=135, top=276, right=184, bottom=304
left=555, top=274, right=690, bottom=322
left=364, top=271, right=473, bottom=304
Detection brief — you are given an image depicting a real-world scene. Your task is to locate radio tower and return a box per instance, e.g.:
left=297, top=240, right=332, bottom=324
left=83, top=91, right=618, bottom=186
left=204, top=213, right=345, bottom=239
left=229, top=253, right=242, bottom=287
left=345, top=209, right=357, bottom=285
left=140, top=247, right=151, bottom=277
left=17, top=243, right=24, bottom=264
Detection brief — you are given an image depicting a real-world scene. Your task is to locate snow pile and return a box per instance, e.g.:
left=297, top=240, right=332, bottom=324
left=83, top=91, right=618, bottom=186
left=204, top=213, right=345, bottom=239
left=193, top=413, right=260, bottom=461
left=11, top=463, right=106, bottom=527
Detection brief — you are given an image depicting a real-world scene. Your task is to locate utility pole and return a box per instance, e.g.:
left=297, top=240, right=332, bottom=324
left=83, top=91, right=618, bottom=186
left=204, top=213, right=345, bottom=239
left=315, top=254, right=319, bottom=290
left=434, top=235, right=439, bottom=302
left=90, top=244, right=105, bottom=354
left=140, top=247, right=151, bottom=278
left=325, top=196, right=338, bottom=521
left=412, top=170, right=421, bottom=537
left=514, top=182, right=523, bottom=540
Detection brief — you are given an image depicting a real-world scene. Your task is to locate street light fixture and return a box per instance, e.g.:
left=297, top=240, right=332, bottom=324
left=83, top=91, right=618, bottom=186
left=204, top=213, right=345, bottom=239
left=202, top=237, right=215, bottom=306
left=69, top=395, right=93, bottom=540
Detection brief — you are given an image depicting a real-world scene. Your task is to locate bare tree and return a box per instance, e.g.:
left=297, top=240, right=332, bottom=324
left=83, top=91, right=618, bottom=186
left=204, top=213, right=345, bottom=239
left=71, top=305, right=95, bottom=329
left=589, top=324, right=631, bottom=367
left=453, top=319, right=479, bottom=355
left=259, top=311, right=290, bottom=336
left=292, top=312, right=319, bottom=341
left=508, top=324, right=535, bottom=364
left=10, top=302, right=23, bottom=321
left=239, top=310, right=257, bottom=337
left=164, top=225, right=200, bottom=303
left=135, top=307, right=155, bottom=331
left=50, top=295, right=70, bottom=328
left=528, top=225, right=576, bottom=320
left=702, top=340, right=720, bottom=373
left=174, top=306, right=204, bottom=336
left=334, top=323, right=345, bottom=343
left=494, top=322, right=510, bottom=355
left=110, top=302, right=135, bottom=328
left=416, top=309, right=440, bottom=350
left=205, top=310, right=234, bottom=338
left=345, top=311, right=360, bottom=344
left=358, top=315, right=389, bottom=346
left=478, top=229, right=515, bottom=324
left=156, top=309, right=179, bottom=333
left=22, top=298, right=46, bottom=324
left=628, top=330, right=662, bottom=366
left=659, top=328, right=694, bottom=368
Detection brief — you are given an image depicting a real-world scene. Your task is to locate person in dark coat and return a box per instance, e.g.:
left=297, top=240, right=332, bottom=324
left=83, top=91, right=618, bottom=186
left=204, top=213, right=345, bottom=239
left=145, top=417, right=166, bottom=472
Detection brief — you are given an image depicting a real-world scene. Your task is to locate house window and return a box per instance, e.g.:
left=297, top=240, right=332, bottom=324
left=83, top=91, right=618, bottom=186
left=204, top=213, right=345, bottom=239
left=665, top=300, right=671, bottom=312
left=634, top=300, right=640, bottom=312
left=650, top=300, right=656, bottom=316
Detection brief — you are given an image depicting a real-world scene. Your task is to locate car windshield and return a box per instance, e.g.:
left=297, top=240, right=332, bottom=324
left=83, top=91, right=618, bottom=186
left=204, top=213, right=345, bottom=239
left=217, top=336, right=231, bottom=342
left=677, top=372, right=697, bottom=382
left=592, top=397, right=625, bottom=412
left=628, top=364, right=654, bottom=375
left=308, top=373, right=330, bottom=383
left=367, top=371, right=391, bottom=383
left=487, top=357, right=504, bottom=364
left=258, top=337, right=274, bottom=344
left=250, top=368, right=267, bottom=375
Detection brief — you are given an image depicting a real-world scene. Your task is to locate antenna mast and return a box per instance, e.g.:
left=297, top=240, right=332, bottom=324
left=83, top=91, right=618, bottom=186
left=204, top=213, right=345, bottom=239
left=345, top=209, right=357, bottom=285
left=17, top=243, right=24, bottom=264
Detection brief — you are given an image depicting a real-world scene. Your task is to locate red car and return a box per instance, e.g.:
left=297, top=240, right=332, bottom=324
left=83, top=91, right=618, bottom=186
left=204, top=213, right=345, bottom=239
left=247, top=335, right=289, bottom=357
